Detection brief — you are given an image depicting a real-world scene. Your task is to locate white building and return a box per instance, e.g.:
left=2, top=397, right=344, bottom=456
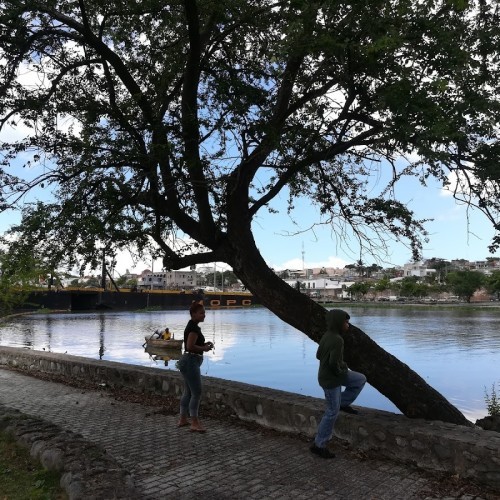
left=283, top=277, right=352, bottom=299
left=137, top=270, right=197, bottom=290
left=402, top=262, right=436, bottom=278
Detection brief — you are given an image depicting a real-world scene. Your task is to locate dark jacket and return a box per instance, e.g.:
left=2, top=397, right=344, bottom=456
left=183, top=319, right=205, bottom=349
left=316, top=309, right=349, bottom=389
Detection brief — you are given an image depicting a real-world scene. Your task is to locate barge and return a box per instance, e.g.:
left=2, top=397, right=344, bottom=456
left=23, top=288, right=258, bottom=311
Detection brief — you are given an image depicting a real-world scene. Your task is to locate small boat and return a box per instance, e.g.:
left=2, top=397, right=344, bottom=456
left=143, top=327, right=183, bottom=349
left=143, top=336, right=183, bottom=349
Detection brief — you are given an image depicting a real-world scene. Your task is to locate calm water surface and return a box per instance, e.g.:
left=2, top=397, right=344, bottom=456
left=1, top=307, right=499, bottom=422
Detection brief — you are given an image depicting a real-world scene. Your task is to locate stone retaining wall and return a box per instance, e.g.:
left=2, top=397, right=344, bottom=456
left=0, top=404, right=138, bottom=499
left=1, top=346, right=499, bottom=492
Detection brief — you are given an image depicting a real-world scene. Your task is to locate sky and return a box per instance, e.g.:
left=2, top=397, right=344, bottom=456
left=250, top=172, right=498, bottom=273
left=0, top=148, right=498, bottom=277
left=1, top=75, right=498, bottom=277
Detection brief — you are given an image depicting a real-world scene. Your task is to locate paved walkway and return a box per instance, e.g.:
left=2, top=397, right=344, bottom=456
left=0, top=368, right=495, bottom=500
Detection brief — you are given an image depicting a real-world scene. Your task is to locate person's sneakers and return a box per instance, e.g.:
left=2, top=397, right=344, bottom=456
left=340, top=405, right=359, bottom=415
left=310, top=444, right=336, bottom=459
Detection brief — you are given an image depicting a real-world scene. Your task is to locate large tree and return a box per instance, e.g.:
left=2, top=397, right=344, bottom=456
left=0, top=239, right=53, bottom=313
left=446, top=269, right=485, bottom=302
left=485, top=270, right=500, bottom=300
left=2, top=0, right=500, bottom=425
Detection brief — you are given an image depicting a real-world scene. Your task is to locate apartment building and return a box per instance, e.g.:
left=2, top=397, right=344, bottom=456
left=137, top=270, right=197, bottom=290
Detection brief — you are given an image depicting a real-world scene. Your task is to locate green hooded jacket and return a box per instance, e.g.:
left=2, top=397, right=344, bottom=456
left=316, top=309, right=349, bottom=389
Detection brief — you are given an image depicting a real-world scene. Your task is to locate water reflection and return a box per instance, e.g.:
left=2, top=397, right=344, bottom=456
left=144, top=346, right=181, bottom=367
left=1, top=306, right=499, bottom=422
left=99, top=314, right=106, bottom=360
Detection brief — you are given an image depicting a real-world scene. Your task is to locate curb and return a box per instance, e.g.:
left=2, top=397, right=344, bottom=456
left=0, top=404, right=139, bottom=500
left=1, top=346, right=499, bottom=493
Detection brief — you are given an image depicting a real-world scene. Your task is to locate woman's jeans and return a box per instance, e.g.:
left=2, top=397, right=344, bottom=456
left=314, top=370, right=366, bottom=448
left=179, top=353, right=204, bottom=418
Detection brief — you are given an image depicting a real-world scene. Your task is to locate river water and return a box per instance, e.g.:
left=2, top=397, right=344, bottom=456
left=1, top=306, right=499, bottom=422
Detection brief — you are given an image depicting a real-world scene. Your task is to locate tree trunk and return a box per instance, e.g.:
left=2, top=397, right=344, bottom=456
left=225, top=233, right=471, bottom=427
left=342, top=324, right=470, bottom=425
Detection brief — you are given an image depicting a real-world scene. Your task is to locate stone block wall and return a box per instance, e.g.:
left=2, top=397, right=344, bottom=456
left=0, top=346, right=499, bottom=492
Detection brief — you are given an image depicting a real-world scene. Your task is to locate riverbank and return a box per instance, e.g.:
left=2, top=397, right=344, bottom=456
left=316, top=299, right=500, bottom=310
left=4, top=367, right=498, bottom=499
left=1, top=346, right=499, bottom=495
left=2, top=305, right=497, bottom=421
left=6, top=295, right=500, bottom=317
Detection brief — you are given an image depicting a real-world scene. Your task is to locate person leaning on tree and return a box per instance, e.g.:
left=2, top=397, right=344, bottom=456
left=310, top=309, right=366, bottom=459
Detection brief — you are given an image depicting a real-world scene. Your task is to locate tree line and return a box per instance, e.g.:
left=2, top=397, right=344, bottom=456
left=348, top=270, right=499, bottom=303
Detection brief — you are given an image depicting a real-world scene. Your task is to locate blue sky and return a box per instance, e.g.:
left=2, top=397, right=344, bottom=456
left=0, top=161, right=497, bottom=276
left=1, top=122, right=498, bottom=275
left=250, top=173, right=498, bottom=273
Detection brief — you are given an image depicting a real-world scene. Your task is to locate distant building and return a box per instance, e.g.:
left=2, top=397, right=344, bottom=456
left=449, top=259, right=470, bottom=269
left=402, top=262, right=436, bottom=278
left=283, top=277, right=351, bottom=299
left=137, top=270, right=197, bottom=290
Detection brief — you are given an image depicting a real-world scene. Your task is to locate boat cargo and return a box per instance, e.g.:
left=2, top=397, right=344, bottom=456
left=144, top=336, right=183, bottom=349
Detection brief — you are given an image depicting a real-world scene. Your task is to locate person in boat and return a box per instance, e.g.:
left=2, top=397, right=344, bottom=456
left=177, top=302, right=214, bottom=432
left=310, top=309, right=366, bottom=459
left=161, top=328, right=171, bottom=340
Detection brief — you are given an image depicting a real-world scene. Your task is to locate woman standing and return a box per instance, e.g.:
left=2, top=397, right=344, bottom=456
left=177, top=302, right=214, bottom=432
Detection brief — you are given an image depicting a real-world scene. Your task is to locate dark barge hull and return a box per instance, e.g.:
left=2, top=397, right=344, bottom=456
left=23, top=289, right=258, bottom=312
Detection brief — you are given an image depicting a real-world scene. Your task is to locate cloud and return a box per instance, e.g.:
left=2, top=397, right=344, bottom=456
left=433, top=204, right=464, bottom=222
left=115, top=248, right=351, bottom=276
left=439, top=169, right=493, bottom=200
left=271, top=255, right=350, bottom=271
left=112, top=250, right=152, bottom=275
left=439, top=171, right=461, bottom=198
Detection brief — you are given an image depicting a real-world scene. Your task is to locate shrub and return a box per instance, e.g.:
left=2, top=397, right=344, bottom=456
left=484, top=383, right=500, bottom=416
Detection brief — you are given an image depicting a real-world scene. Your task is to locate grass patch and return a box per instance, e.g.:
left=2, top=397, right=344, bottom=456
left=0, top=431, right=67, bottom=500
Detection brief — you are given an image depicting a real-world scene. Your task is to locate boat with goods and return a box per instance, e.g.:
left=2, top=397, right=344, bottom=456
left=143, top=337, right=183, bottom=349
left=143, top=327, right=183, bottom=349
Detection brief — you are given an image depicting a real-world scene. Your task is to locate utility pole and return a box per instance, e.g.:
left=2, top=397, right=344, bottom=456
left=101, top=250, right=107, bottom=289
left=151, top=258, right=154, bottom=290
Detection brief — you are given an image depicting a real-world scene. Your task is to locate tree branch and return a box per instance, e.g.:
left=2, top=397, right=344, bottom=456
left=28, top=2, right=156, bottom=125
left=181, top=0, right=216, bottom=239
left=249, top=125, right=382, bottom=217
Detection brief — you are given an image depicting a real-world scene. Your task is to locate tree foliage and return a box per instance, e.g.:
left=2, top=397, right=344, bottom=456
left=398, top=276, right=429, bottom=298
left=0, top=240, right=51, bottom=313
left=1, top=0, right=499, bottom=271
left=1, top=0, right=499, bottom=425
left=348, top=280, right=371, bottom=299
left=203, top=269, right=238, bottom=288
left=446, top=270, right=485, bottom=302
left=485, top=270, right=500, bottom=300
left=345, top=261, right=381, bottom=278
left=426, top=258, right=451, bottom=283
left=373, top=276, right=391, bottom=294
